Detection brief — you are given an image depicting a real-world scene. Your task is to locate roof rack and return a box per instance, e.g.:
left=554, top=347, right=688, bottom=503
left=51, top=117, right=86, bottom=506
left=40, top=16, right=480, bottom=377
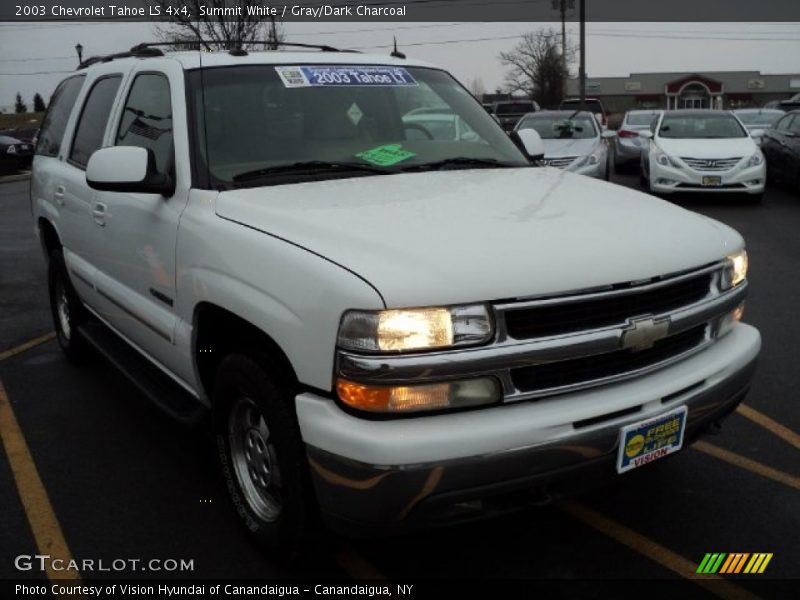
left=77, top=40, right=361, bottom=69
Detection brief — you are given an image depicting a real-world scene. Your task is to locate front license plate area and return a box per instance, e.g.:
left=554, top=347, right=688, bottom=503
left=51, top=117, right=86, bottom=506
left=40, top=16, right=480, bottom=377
left=702, top=176, right=722, bottom=186
left=616, top=406, right=688, bottom=474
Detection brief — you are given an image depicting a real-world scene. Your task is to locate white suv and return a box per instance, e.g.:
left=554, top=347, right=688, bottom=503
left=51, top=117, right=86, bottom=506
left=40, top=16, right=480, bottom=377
left=32, top=45, right=760, bottom=553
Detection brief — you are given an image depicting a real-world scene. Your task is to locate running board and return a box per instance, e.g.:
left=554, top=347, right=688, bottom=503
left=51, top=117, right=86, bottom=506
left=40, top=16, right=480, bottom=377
left=77, top=321, right=207, bottom=426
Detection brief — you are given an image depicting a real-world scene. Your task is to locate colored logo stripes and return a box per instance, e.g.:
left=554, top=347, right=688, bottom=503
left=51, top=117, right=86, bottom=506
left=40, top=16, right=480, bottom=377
left=696, top=553, right=773, bottom=574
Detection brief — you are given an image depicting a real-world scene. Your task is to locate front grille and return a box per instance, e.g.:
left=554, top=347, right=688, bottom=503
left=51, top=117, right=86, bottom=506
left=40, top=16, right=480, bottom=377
left=511, top=325, right=707, bottom=393
left=543, top=156, right=576, bottom=169
left=681, top=157, right=742, bottom=171
left=504, top=271, right=713, bottom=340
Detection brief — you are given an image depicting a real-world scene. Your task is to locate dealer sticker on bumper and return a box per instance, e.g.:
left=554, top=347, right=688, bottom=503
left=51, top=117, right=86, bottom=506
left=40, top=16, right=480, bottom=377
left=616, top=406, right=687, bottom=473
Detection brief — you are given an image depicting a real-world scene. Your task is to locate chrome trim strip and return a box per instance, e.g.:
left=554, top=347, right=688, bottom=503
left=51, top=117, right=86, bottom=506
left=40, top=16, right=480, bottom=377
left=337, top=282, right=746, bottom=386
left=96, top=288, right=172, bottom=342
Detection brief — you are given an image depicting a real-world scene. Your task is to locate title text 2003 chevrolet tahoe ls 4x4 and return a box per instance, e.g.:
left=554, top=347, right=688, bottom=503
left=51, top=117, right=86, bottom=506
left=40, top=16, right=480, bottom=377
left=31, top=45, right=760, bottom=554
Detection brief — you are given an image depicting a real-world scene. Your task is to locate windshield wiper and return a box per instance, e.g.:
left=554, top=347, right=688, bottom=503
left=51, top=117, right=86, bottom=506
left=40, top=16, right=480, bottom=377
left=232, top=161, right=392, bottom=184
left=398, top=157, right=520, bottom=172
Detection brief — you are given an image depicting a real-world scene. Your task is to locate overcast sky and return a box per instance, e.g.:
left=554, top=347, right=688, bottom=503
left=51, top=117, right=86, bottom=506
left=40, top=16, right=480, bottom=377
left=1, top=21, right=799, bottom=110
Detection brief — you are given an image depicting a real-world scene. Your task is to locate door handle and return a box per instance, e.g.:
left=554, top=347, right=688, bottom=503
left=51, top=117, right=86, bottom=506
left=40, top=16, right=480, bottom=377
left=54, top=185, right=66, bottom=206
left=92, top=202, right=107, bottom=226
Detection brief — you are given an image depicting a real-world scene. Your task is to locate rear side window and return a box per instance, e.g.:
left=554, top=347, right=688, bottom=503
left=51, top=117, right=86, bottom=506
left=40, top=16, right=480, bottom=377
left=35, top=75, right=85, bottom=157
left=790, top=116, right=800, bottom=135
left=69, top=75, right=122, bottom=168
left=116, top=73, right=173, bottom=176
left=774, top=115, right=793, bottom=132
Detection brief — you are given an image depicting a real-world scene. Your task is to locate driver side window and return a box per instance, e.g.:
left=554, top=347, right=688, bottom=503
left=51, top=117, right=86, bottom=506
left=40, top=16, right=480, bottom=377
left=116, top=73, right=173, bottom=177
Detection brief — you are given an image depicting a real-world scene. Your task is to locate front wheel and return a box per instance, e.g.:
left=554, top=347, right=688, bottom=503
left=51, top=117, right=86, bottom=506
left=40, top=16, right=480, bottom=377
left=214, top=354, right=317, bottom=558
left=48, top=250, right=89, bottom=363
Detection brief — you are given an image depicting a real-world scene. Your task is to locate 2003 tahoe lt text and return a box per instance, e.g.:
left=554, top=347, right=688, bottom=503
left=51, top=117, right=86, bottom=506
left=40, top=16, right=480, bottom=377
left=30, top=44, right=760, bottom=555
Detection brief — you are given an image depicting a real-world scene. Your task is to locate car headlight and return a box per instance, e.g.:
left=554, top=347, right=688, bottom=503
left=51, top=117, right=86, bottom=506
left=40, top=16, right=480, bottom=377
left=573, top=144, right=604, bottom=168
left=654, top=149, right=681, bottom=168
left=721, top=249, right=748, bottom=290
left=746, top=152, right=763, bottom=167
left=6, top=145, right=16, bottom=154
left=338, top=305, right=493, bottom=353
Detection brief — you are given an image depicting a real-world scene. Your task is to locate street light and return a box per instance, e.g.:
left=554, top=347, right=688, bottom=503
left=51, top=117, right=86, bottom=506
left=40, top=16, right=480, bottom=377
left=75, top=43, right=83, bottom=66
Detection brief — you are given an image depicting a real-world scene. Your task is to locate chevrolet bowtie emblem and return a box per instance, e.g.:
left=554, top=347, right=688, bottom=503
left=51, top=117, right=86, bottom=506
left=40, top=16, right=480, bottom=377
left=621, top=316, right=671, bottom=352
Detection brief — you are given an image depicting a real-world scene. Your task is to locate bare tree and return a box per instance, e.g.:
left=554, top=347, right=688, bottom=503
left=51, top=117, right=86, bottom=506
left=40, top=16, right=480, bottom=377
left=499, top=29, right=574, bottom=108
left=149, top=1, right=284, bottom=50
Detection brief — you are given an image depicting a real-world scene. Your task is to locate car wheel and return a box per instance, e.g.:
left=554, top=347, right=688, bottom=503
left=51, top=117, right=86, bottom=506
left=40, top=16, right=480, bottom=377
left=48, top=250, right=90, bottom=363
left=214, top=354, right=317, bottom=558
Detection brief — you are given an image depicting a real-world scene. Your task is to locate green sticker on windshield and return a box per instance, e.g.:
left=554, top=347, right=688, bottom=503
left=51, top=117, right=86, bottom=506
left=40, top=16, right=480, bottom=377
left=355, top=144, right=416, bottom=167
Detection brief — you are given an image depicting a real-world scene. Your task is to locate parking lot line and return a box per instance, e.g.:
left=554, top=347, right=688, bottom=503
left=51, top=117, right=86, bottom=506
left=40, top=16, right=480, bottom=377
left=736, top=404, right=800, bottom=450
left=0, top=331, right=56, bottom=362
left=559, top=501, right=759, bottom=600
left=0, top=378, right=80, bottom=582
left=336, top=544, right=388, bottom=581
left=693, top=441, right=800, bottom=491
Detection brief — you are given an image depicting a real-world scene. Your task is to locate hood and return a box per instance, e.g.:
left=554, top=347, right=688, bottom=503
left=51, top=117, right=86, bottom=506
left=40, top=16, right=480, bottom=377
left=215, top=168, right=742, bottom=307
left=655, top=136, right=757, bottom=159
left=542, top=137, right=598, bottom=158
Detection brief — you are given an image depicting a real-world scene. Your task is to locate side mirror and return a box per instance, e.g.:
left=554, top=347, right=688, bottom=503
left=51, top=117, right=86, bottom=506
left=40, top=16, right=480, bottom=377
left=511, top=128, right=545, bottom=161
left=86, top=146, right=173, bottom=196
left=601, top=130, right=617, bottom=139
left=749, top=129, right=765, bottom=139
left=638, top=130, right=654, bottom=139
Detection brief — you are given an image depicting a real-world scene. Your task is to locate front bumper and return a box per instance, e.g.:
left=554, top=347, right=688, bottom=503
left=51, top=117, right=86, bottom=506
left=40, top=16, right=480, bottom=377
left=296, top=323, right=760, bottom=535
left=650, top=160, right=766, bottom=194
left=570, top=158, right=606, bottom=179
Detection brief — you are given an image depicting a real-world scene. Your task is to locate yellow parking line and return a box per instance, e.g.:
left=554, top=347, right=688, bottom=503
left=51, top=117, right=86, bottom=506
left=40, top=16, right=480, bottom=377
left=560, top=501, right=759, bottom=600
left=0, top=378, right=79, bottom=582
left=693, top=440, right=800, bottom=491
left=736, top=404, right=800, bottom=451
left=336, top=544, right=388, bottom=581
left=0, top=331, right=56, bottom=362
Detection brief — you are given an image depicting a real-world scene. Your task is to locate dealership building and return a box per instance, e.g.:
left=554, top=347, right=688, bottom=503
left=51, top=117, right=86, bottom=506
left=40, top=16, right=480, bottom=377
left=565, top=71, right=800, bottom=113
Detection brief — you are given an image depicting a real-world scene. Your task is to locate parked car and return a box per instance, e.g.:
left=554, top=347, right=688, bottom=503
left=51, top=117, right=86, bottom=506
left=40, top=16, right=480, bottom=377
left=515, top=110, right=614, bottom=179
left=640, top=110, right=766, bottom=201
left=0, top=135, right=34, bottom=174
left=402, top=108, right=480, bottom=142
left=491, top=100, right=540, bottom=131
left=733, top=109, right=785, bottom=145
left=776, top=100, right=800, bottom=112
left=613, top=109, right=663, bottom=172
left=32, top=45, right=759, bottom=553
left=761, top=109, right=800, bottom=194
left=559, top=97, right=608, bottom=128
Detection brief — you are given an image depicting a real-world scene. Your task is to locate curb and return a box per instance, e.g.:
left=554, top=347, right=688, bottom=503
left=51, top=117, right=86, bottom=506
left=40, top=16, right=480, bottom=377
left=0, top=171, right=32, bottom=184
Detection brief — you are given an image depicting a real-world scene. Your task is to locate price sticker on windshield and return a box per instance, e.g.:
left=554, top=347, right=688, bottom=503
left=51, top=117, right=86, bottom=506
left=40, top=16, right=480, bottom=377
left=275, top=66, right=417, bottom=88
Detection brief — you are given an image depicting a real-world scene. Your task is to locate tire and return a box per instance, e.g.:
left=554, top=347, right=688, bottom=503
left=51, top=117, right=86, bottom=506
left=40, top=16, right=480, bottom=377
left=48, top=249, right=90, bottom=363
left=214, top=354, right=317, bottom=558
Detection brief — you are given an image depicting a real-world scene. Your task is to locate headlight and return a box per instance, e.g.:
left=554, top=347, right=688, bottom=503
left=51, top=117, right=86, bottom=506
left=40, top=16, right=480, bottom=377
left=337, top=377, right=501, bottom=413
left=338, top=305, right=493, bottom=353
left=573, top=144, right=604, bottom=168
left=721, top=249, right=748, bottom=290
left=746, top=152, right=763, bottom=167
left=654, top=149, right=681, bottom=168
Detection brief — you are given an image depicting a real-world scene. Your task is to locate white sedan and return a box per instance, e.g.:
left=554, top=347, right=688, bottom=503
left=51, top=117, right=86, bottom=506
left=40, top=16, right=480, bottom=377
left=640, top=110, right=765, bottom=201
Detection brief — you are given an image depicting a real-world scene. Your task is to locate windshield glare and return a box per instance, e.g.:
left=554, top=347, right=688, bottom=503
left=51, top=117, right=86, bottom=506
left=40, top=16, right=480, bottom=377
left=626, top=113, right=660, bottom=126
left=735, top=112, right=782, bottom=126
left=658, top=115, right=747, bottom=139
left=517, top=115, right=598, bottom=139
left=189, top=65, right=528, bottom=187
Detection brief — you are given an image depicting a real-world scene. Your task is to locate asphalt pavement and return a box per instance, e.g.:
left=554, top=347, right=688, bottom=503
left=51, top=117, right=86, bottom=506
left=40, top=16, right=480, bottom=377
left=0, top=174, right=798, bottom=596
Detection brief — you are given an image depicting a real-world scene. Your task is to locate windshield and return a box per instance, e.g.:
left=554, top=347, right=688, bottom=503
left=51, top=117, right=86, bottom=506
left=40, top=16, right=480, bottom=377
left=658, top=114, right=747, bottom=139
left=735, top=112, right=782, bottom=126
left=188, top=65, right=528, bottom=188
left=626, top=113, right=660, bottom=126
left=517, top=115, right=598, bottom=139
left=494, top=102, right=535, bottom=115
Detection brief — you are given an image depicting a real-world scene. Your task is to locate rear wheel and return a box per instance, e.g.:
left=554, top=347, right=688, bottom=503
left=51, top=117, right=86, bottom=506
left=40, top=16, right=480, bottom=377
left=214, top=354, right=317, bottom=558
left=48, top=250, right=89, bottom=363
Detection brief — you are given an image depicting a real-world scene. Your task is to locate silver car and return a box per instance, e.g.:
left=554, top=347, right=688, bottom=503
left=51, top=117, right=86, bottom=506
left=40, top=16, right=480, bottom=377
left=612, top=109, right=663, bottom=173
left=733, top=109, right=784, bottom=146
left=515, top=110, right=614, bottom=180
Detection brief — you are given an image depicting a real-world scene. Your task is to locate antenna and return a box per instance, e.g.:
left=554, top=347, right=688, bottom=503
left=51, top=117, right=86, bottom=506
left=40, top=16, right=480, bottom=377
left=390, top=36, right=406, bottom=59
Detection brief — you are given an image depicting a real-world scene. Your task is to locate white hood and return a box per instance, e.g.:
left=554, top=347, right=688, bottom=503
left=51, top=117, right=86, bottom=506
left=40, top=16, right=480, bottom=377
left=655, top=136, right=758, bottom=159
left=542, top=137, right=598, bottom=158
left=215, top=168, right=742, bottom=307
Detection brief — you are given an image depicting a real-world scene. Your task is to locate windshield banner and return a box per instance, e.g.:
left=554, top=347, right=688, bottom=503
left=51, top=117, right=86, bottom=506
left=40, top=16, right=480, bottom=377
left=275, top=66, right=418, bottom=88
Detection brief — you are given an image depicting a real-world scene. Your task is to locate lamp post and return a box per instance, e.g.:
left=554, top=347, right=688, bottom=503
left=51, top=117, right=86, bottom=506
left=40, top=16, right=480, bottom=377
left=75, top=43, right=83, bottom=66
